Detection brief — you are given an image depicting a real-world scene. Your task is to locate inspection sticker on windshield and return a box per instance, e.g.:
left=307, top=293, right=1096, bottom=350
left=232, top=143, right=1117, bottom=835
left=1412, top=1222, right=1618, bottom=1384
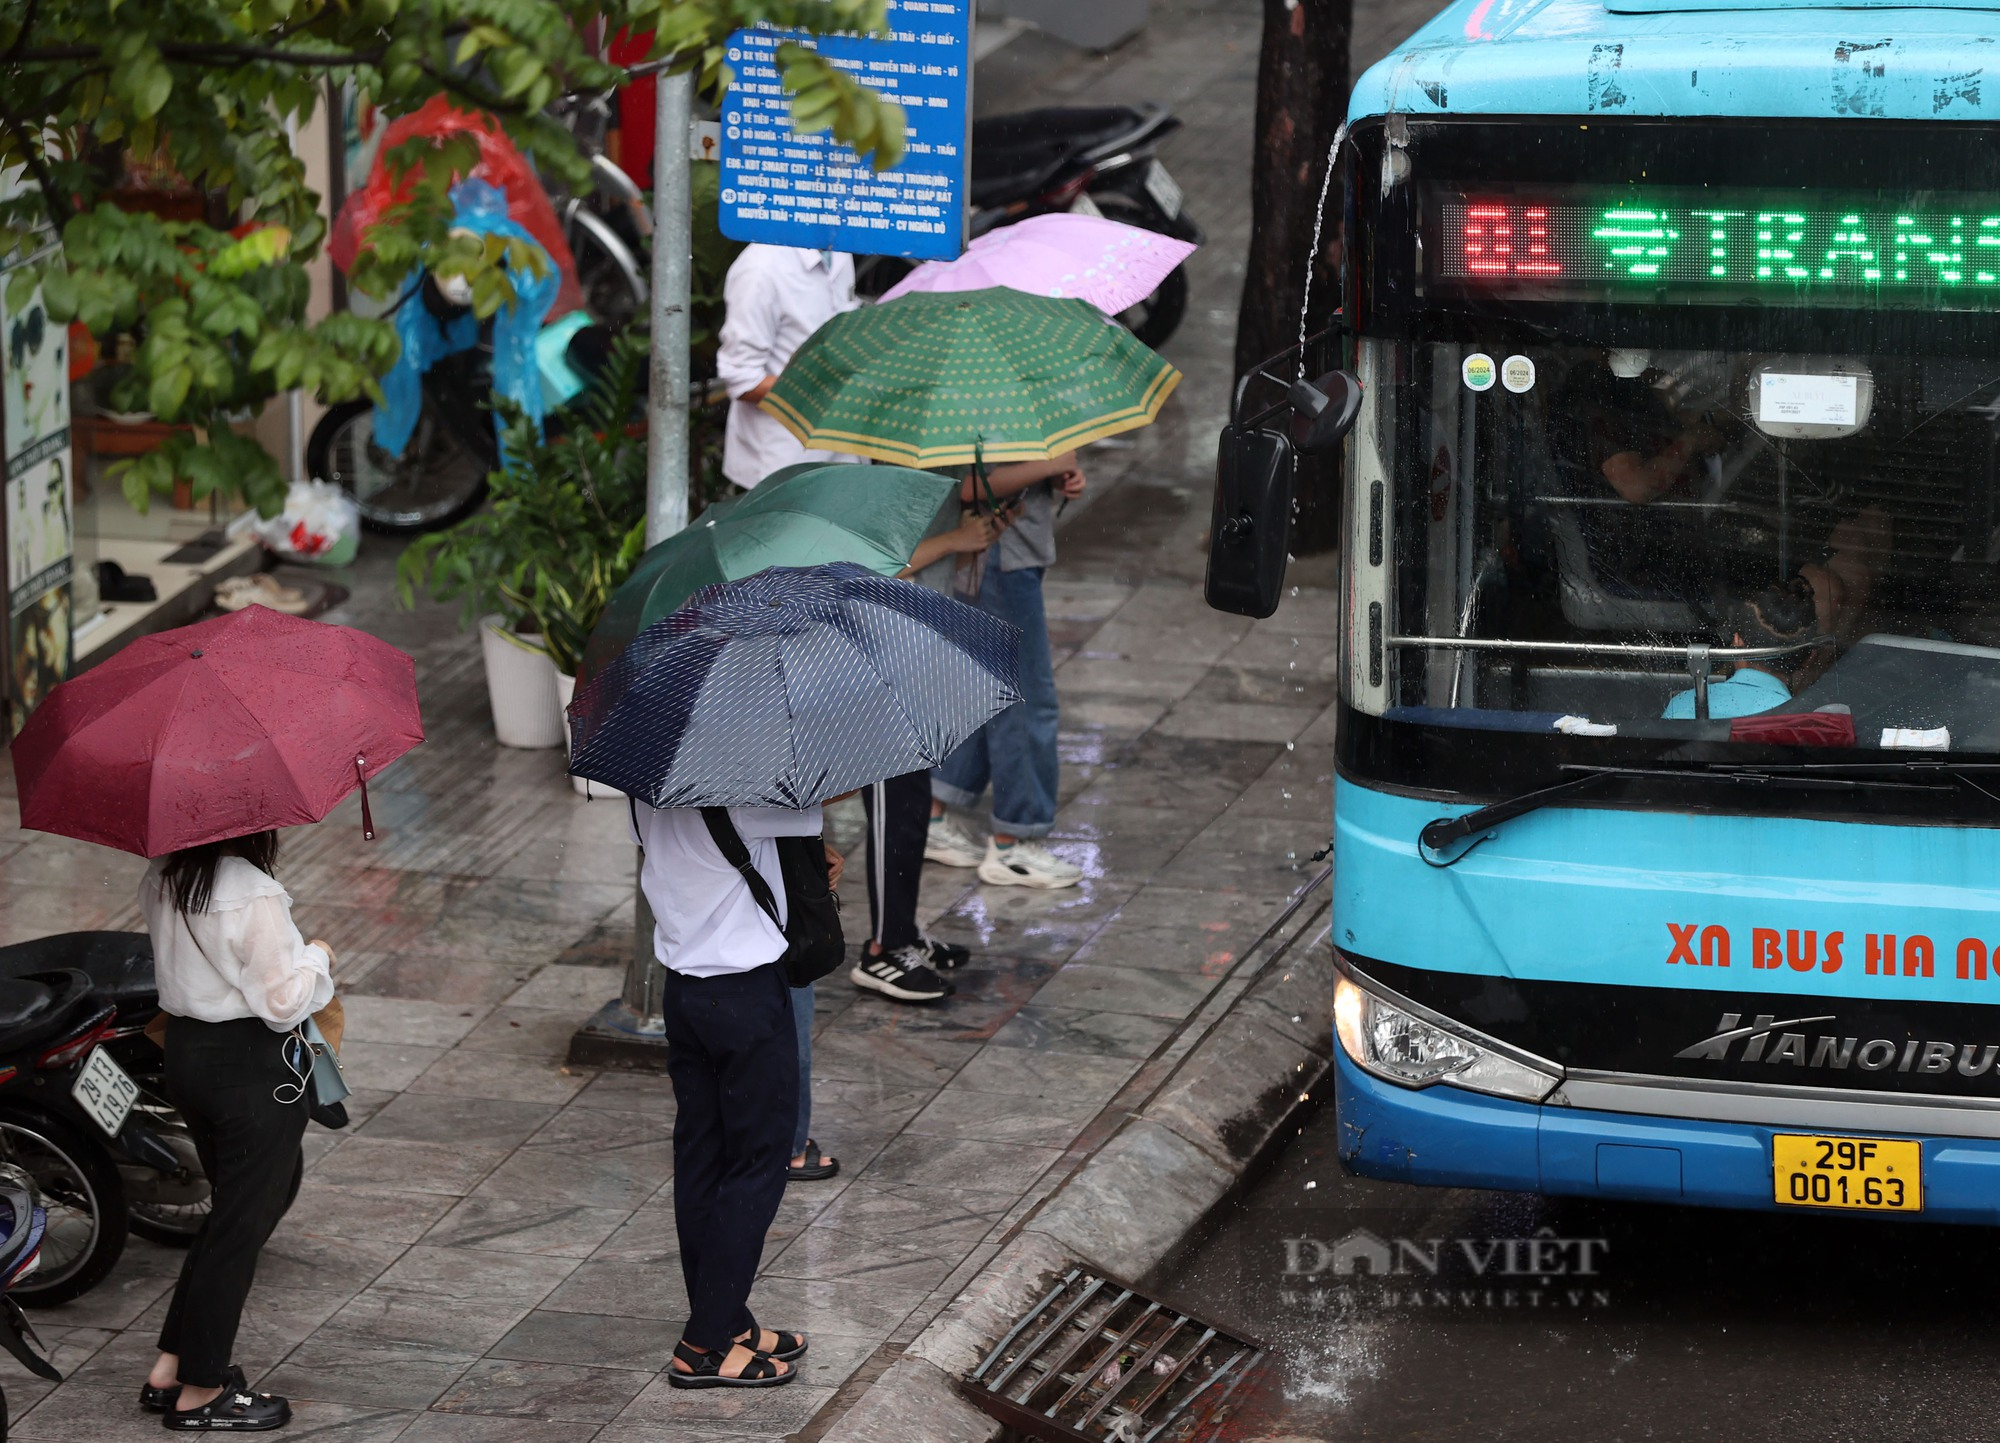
left=1757, top=373, right=1857, bottom=426
left=1501, top=354, right=1536, bottom=393
left=1462, top=353, right=1497, bottom=391
left=72, top=1046, right=138, bottom=1139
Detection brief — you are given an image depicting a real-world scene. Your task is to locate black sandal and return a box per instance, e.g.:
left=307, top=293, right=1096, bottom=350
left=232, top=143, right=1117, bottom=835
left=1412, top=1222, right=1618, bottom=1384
left=142, top=1366, right=245, bottom=1415
left=788, top=1140, right=839, bottom=1182
left=161, top=1381, right=291, bottom=1431
left=668, top=1339, right=793, bottom=1390
left=738, top=1313, right=809, bottom=1362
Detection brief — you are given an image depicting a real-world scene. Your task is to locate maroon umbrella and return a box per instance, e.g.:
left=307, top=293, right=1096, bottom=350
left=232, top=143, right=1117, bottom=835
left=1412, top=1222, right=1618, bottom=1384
left=10, top=604, right=423, bottom=857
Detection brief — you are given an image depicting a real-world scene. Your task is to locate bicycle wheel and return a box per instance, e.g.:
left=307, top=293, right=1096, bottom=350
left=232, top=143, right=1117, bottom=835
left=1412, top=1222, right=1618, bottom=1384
left=307, top=399, right=489, bottom=534
left=0, top=1106, right=127, bottom=1308
left=569, top=208, right=648, bottom=330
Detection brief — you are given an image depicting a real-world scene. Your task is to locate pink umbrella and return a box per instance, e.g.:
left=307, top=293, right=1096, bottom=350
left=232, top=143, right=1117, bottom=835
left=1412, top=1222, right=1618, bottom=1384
left=879, top=213, right=1197, bottom=317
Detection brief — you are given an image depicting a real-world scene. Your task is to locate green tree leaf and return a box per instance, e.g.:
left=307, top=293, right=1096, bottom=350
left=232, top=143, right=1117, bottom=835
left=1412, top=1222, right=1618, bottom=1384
left=8, top=0, right=903, bottom=508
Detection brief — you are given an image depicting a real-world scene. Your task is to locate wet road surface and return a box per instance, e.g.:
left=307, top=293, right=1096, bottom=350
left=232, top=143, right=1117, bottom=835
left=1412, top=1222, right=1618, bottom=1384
left=1163, top=1091, right=1997, bottom=1442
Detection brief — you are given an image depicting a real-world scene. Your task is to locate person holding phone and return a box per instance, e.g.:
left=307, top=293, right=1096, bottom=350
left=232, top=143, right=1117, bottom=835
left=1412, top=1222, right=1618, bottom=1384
left=925, top=455, right=1089, bottom=890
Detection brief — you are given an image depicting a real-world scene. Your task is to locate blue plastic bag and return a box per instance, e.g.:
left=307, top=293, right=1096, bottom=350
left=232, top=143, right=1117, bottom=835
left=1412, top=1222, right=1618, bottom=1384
left=373, top=178, right=561, bottom=462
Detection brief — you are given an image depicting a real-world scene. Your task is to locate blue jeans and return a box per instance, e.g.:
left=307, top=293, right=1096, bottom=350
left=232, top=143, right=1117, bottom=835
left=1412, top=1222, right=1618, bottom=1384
left=933, top=562, right=1059, bottom=838
left=791, top=982, right=813, bottom=1157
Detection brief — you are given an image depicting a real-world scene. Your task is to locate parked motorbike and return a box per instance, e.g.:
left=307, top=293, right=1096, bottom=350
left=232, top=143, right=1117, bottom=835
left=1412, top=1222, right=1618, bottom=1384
left=0, top=932, right=220, bottom=1250
left=0, top=1170, right=62, bottom=1426
left=0, top=932, right=304, bottom=1293
left=311, top=85, right=653, bottom=538
left=306, top=276, right=507, bottom=536
left=859, top=103, right=1202, bottom=349
left=307, top=273, right=625, bottom=536
left=0, top=965, right=136, bottom=1306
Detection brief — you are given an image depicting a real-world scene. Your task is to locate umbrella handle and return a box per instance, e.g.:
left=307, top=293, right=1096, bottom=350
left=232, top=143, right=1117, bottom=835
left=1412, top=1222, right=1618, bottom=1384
left=974, top=437, right=998, bottom=515
left=355, top=756, right=376, bottom=842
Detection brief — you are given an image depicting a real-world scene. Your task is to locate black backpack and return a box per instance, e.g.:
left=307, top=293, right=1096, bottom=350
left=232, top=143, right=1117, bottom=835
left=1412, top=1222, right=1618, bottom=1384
left=699, top=808, right=846, bottom=988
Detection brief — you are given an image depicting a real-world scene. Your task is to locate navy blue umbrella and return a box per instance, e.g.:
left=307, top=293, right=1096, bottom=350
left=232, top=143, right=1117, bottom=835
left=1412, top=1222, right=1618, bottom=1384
left=566, top=562, right=1021, bottom=809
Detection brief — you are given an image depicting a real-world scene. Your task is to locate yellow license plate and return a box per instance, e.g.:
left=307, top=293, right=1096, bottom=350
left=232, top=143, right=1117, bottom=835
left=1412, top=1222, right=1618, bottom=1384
left=1772, top=1133, right=1922, bottom=1213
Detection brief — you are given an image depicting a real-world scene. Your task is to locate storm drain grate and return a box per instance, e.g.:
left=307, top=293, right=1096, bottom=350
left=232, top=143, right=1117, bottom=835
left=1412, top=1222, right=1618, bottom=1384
left=958, top=1267, right=1264, bottom=1443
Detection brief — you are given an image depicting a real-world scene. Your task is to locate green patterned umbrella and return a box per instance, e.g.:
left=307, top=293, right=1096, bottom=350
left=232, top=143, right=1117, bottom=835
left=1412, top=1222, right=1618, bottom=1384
left=761, top=288, right=1182, bottom=469
left=575, top=461, right=958, bottom=685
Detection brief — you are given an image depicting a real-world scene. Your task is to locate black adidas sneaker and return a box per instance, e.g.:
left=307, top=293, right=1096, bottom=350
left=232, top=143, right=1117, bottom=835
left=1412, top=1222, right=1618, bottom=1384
left=852, top=946, right=954, bottom=1002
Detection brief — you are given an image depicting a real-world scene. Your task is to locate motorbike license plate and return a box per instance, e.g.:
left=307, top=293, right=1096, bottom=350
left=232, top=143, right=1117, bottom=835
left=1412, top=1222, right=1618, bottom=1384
left=1772, top=1133, right=1921, bottom=1213
left=1143, top=159, right=1185, bottom=219
left=71, top=1046, right=139, bottom=1139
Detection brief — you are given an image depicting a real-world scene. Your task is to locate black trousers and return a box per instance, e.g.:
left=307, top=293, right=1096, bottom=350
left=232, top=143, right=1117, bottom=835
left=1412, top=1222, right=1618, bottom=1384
left=861, top=770, right=930, bottom=953
left=661, top=962, right=796, bottom=1351
left=157, top=1016, right=309, bottom=1388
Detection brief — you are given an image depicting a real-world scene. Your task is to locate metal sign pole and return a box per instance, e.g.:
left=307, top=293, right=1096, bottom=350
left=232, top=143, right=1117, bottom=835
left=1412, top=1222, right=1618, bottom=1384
left=647, top=68, right=694, bottom=549
left=571, top=65, right=693, bottom=1068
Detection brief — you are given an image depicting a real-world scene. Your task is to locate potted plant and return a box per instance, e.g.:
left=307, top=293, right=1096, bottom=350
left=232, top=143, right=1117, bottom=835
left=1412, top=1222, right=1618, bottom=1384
left=399, top=332, right=647, bottom=762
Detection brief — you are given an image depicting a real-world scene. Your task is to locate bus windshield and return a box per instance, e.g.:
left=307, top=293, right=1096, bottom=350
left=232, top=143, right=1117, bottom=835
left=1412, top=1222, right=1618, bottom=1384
left=1342, top=334, right=2000, bottom=752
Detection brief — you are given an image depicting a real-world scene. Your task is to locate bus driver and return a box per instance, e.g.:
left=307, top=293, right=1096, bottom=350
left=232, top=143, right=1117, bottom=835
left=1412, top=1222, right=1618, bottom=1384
left=1555, top=349, right=1891, bottom=651
left=1662, top=577, right=1827, bottom=719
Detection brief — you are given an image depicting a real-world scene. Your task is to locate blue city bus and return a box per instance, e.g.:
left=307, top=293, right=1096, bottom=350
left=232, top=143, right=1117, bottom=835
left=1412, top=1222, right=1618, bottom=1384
left=1221, top=0, right=2000, bottom=1222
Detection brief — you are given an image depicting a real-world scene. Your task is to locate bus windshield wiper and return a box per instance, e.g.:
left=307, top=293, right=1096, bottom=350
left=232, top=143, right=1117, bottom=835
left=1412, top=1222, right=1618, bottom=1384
left=1418, top=770, right=1620, bottom=863
left=1417, top=761, right=1969, bottom=867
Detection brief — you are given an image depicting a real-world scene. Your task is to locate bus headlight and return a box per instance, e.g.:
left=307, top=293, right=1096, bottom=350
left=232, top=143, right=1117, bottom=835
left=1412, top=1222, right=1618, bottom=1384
left=1334, top=977, right=1559, bottom=1102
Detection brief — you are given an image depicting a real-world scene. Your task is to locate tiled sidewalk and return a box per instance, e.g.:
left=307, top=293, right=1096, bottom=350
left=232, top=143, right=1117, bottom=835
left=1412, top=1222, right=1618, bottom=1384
left=0, top=561, right=1335, bottom=1442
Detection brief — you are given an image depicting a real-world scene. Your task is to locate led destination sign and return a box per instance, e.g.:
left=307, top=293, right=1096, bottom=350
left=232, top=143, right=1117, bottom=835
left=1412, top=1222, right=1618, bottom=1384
left=1434, top=189, right=2000, bottom=307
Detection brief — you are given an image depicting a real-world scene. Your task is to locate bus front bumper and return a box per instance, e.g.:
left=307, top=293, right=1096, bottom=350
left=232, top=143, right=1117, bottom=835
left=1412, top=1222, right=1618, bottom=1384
left=1335, top=1048, right=2000, bottom=1224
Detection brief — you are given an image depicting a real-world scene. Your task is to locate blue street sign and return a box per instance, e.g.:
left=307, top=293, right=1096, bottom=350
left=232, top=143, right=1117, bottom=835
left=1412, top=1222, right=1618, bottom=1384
left=717, top=1, right=971, bottom=260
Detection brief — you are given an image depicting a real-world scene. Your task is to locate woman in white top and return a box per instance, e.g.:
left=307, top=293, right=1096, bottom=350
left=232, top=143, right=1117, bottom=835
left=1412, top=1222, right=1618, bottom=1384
left=136, top=830, right=334, bottom=1433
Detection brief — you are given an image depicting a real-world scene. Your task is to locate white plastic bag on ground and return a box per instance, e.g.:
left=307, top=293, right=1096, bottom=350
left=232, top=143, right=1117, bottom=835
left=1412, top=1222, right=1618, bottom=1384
left=255, top=479, right=361, bottom=567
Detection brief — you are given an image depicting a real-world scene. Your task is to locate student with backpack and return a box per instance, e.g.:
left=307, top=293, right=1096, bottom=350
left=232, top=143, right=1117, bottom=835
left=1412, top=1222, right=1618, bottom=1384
left=630, top=800, right=843, bottom=1389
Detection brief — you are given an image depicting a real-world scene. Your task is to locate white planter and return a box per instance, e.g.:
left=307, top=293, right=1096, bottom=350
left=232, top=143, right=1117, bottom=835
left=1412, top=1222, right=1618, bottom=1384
left=554, top=671, right=624, bottom=799
left=480, top=615, right=565, bottom=749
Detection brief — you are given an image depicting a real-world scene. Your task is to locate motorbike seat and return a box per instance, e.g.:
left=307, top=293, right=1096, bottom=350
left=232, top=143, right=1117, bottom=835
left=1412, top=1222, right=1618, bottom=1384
left=0, top=970, right=97, bottom=1056
left=0, top=932, right=156, bottom=1017
left=969, top=107, right=1148, bottom=208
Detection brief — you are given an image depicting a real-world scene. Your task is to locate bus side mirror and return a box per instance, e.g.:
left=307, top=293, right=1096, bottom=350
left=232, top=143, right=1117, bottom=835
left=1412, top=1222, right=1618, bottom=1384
left=1289, top=369, right=1364, bottom=455
left=1204, top=424, right=1294, bottom=619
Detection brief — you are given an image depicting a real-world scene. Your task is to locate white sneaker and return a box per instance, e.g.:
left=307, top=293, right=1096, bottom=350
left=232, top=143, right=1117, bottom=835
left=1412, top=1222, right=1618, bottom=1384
left=977, top=839, right=1083, bottom=890
left=925, top=812, right=985, bottom=868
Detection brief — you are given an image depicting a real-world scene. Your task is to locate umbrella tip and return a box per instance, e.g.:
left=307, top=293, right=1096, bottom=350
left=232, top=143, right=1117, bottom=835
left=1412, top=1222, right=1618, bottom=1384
left=190, top=649, right=203, bottom=659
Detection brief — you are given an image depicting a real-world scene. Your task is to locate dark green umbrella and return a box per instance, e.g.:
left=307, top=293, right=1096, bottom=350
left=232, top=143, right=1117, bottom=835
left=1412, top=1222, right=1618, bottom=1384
left=575, top=461, right=958, bottom=685
left=761, top=288, right=1182, bottom=469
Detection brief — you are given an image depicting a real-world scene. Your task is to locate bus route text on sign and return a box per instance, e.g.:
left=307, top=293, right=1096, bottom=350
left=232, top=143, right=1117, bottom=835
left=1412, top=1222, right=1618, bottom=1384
left=1427, top=184, right=2000, bottom=310
left=718, top=1, right=970, bottom=260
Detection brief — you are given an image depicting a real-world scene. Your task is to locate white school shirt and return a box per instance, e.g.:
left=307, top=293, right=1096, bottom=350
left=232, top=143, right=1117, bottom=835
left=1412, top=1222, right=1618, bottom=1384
left=629, top=803, right=825, bottom=978
left=138, top=858, right=335, bottom=1032
left=716, top=245, right=863, bottom=487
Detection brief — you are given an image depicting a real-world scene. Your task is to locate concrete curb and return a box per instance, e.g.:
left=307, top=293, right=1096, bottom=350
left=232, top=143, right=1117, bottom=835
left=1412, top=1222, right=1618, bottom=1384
left=816, top=876, right=1336, bottom=1443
